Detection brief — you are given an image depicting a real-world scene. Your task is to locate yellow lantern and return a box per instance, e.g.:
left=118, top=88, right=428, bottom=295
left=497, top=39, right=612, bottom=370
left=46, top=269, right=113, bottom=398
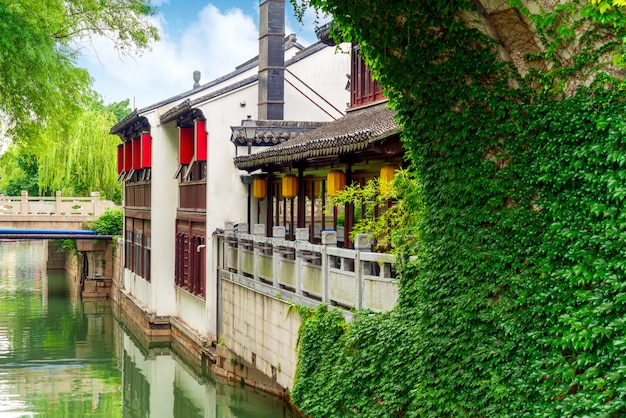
left=380, top=165, right=398, bottom=195
left=252, top=177, right=267, bottom=200
left=282, top=174, right=298, bottom=199
left=327, top=170, right=346, bottom=196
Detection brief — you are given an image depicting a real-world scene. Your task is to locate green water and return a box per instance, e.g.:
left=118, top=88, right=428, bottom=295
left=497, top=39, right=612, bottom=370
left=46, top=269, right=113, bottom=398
left=0, top=241, right=295, bottom=418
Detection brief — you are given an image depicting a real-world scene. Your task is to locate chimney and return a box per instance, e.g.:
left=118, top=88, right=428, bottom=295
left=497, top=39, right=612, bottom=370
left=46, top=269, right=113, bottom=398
left=258, top=0, right=285, bottom=120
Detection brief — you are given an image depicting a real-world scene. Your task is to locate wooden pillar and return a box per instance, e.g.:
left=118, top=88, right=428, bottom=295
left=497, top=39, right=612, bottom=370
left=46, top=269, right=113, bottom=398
left=344, top=162, right=354, bottom=249
left=297, top=166, right=306, bottom=229
left=266, top=172, right=274, bottom=236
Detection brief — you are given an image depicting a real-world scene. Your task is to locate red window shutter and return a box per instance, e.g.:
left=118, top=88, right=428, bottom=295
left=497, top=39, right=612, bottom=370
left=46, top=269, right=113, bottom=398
left=194, top=119, right=207, bottom=161
left=141, top=133, right=152, bottom=168
left=132, top=137, right=142, bottom=170
left=117, top=144, right=124, bottom=174
left=124, top=141, right=132, bottom=172
left=179, top=127, right=194, bottom=165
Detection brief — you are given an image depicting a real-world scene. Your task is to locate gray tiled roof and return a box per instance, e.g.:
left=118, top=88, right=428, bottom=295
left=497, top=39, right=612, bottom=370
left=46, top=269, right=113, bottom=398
left=230, top=120, right=327, bottom=146
left=234, top=104, right=398, bottom=170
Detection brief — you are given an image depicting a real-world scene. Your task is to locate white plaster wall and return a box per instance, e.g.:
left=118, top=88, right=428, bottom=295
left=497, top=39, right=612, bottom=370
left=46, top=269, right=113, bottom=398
left=284, top=42, right=351, bottom=121
left=123, top=270, right=152, bottom=309
left=129, top=34, right=350, bottom=342
left=146, top=114, right=179, bottom=317
left=185, top=64, right=258, bottom=104
left=176, top=288, right=207, bottom=335
left=195, top=84, right=256, bottom=338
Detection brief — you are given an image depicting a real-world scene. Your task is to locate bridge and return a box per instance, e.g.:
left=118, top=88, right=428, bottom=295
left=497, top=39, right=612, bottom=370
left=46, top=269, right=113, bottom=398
left=0, top=191, right=117, bottom=236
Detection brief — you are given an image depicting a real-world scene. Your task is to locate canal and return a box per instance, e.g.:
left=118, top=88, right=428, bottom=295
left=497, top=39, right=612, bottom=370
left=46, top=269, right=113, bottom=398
left=0, top=241, right=296, bottom=417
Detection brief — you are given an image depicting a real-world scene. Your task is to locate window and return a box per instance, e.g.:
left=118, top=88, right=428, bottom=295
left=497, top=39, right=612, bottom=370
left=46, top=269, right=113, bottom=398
left=124, top=218, right=151, bottom=282
left=351, top=44, right=383, bottom=107
left=174, top=222, right=205, bottom=299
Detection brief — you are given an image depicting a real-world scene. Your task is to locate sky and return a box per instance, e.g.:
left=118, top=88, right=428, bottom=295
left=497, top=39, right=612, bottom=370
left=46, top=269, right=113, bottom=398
left=79, top=0, right=324, bottom=110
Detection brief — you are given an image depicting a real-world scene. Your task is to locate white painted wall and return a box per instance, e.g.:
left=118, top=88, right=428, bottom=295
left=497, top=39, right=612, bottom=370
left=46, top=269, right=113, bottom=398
left=128, top=38, right=351, bottom=341
left=147, top=115, right=179, bottom=317
left=195, top=84, right=256, bottom=336
left=284, top=42, right=351, bottom=121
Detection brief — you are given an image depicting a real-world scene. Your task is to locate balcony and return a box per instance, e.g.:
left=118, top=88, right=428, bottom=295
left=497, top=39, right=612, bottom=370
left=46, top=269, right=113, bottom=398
left=216, top=222, right=399, bottom=312
left=125, top=182, right=151, bottom=208
left=179, top=182, right=206, bottom=211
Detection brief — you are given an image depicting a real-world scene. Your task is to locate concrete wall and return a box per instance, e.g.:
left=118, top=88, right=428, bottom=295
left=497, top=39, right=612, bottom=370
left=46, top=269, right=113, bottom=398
left=46, top=241, right=66, bottom=270
left=219, top=279, right=302, bottom=391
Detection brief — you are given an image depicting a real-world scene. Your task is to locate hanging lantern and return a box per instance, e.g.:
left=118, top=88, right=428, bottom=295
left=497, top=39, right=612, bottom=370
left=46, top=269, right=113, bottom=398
left=141, top=133, right=152, bottom=168
left=132, top=137, right=142, bottom=170
left=327, top=170, right=346, bottom=196
left=380, top=165, right=398, bottom=195
left=253, top=177, right=267, bottom=200
left=194, top=119, right=207, bottom=161
left=179, top=126, right=194, bottom=165
left=282, top=174, right=298, bottom=199
left=124, top=141, right=132, bottom=172
left=117, top=144, right=124, bottom=174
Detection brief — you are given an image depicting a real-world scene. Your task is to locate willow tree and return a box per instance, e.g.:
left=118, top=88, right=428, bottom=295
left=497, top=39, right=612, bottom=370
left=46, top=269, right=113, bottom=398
left=0, top=0, right=158, bottom=140
left=35, top=99, right=129, bottom=203
left=0, top=99, right=129, bottom=202
left=289, top=1, right=626, bottom=416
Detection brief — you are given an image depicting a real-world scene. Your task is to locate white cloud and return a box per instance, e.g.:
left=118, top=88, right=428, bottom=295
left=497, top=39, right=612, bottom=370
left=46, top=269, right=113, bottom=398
left=80, top=4, right=258, bottom=109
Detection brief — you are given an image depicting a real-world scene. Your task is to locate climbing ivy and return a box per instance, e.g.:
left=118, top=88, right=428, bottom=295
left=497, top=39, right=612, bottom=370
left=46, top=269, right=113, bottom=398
left=326, top=169, right=422, bottom=256
left=289, top=0, right=626, bottom=416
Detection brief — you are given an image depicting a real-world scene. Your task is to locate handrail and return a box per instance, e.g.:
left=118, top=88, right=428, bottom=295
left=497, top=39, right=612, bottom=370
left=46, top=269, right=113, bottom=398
left=217, top=222, right=399, bottom=312
left=0, top=191, right=115, bottom=217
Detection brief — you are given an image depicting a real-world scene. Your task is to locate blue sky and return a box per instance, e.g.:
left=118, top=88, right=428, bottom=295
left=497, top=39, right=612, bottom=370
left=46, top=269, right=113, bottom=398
left=80, top=0, right=323, bottom=110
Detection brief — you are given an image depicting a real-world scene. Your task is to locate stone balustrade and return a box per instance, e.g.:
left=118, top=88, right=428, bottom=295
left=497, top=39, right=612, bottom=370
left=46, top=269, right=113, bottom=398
left=0, top=191, right=115, bottom=217
left=217, top=221, right=399, bottom=312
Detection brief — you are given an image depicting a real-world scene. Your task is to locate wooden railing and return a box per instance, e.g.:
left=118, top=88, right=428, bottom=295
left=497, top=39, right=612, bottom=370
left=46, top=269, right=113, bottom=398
left=0, top=191, right=115, bottom=216
left=217, top=222, right=399, bottom=312
left=179, top=182, right=206, bottom=211
left=125, top=182, right=151, bottom=208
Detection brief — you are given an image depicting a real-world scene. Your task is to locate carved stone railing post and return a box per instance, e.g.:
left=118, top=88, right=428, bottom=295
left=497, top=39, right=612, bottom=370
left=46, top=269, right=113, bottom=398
left=91, top=191, right=101, bottom=215
left=272, top=226, right=286, bottom=288
left=354, top=234, right=372, bottom=310
left=55, top=191, right=62, bottom=214
left=20, top=191, right=28, bottom=214
left=253, top=223, right=266, bottom=281
left=236, top=223, right=248, bottom=275
left=321, top=230, right=337, bottom=303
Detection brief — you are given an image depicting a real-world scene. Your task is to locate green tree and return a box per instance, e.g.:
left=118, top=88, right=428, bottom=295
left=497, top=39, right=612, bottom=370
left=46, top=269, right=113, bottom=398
left=36, top=98, right=129, bottom=202
left=290, top=1, right=626, bottom=416
left=0, top=99, right=130, bottom=202
left=0, top=144, right=45, bottom=195
left=0, top=0, right=157, bottom=140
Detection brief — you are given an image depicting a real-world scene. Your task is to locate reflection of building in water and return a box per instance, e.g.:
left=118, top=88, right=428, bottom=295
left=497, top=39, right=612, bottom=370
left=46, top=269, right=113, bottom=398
left=123, top=352, right=150, bottom=417
left=118, top=317, right=296, bottom=418
left=5, top=366, right=118, bottom=410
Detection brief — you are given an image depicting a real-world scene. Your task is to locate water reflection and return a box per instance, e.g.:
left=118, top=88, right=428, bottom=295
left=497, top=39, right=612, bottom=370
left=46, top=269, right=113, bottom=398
left=0, top=241, right=295, bottom=417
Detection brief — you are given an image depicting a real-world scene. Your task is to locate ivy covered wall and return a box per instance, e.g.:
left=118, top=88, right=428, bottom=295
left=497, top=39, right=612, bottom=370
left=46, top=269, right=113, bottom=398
left=289, top=0, right=626, bottom=416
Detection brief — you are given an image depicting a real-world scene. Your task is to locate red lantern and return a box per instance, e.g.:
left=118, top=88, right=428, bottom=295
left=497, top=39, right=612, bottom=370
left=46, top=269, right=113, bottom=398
left=141, top=133, right=152, bottom=168
left=124, top=141, right=132, bottom=172
left=132, top=137, right=142, bottom=170
left=179, top=126, right=194, bottom=165
left=117, top=144, right=124, bottom=174
left=195, top=119, right=207, bottom=161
